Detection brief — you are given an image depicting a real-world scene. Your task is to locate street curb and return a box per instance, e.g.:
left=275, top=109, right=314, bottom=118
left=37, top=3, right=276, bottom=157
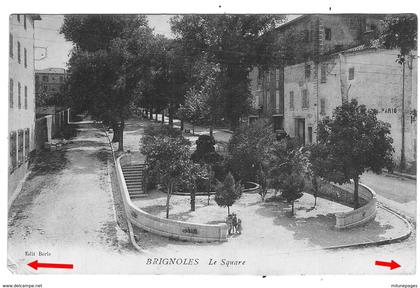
left=384, top=170, right=416, bottom=181
left=101, top=126, right=144, bottom=253
left=324, top=204, right=413, bottom=250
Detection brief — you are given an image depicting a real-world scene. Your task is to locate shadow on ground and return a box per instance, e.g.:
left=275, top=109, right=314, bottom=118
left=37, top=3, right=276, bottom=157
left=255, top=202, right=394, bottom=248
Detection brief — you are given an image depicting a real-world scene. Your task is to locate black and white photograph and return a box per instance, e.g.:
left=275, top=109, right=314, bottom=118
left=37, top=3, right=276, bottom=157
left=4, top=6, right=418, bottom=283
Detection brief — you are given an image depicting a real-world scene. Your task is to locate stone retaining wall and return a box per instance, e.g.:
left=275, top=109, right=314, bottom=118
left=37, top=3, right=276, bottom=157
left=116, top=154, right=228, bottom=242
left=334, top=183, right=377, bottom=229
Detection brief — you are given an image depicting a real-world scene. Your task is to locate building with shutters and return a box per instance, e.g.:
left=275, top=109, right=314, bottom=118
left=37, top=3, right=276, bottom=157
left=9, top=14, right=41, bottom=205
left=249, top=14, right=417, bottom=165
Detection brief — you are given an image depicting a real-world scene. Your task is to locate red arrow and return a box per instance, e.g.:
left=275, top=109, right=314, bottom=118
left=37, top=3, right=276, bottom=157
left=375, top=260, right=400, bottom=270
left=27, top=260, right=73, bottom=270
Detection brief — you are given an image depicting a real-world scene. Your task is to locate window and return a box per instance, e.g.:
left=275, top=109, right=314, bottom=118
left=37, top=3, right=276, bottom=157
left=24, top=48, right=27, bottom=68
left=308, top=127, right=313, bottom=144
left=305, top=64, right=311, bottom=79
left=18, top=130, right=24, bottom=166
left=17, top=41, right=21, bottom=63
left=321, top=64, right=327, bottom=83
left=24, top=129, right=30, bottom=160
left=17, top=14, right=20, bottom=22
left=275, top=69, right=280, bottom=89
left=325, top=28, right=332, bottom=40
left=349, top=67, right=355, bottom=80
left=24, top=15, right=27, bottom=30
left=9, top=33, right=13, bottom=58
left=320, top=98, right=326, bottom=115
left=289, top=91, right=294, bottom=110
left=18, top=82, right=21, bottom=109
left=59, top=76, right=64, bottom=82
left=302, top=89, right=309, bottom=109
left=303, top=29, right=310, bottom=42
left=10, top=132, right=17, bottom=172
left=9, top=79, right=14, bottom=108
left=42, top=75, right=48, bottom=82
left=24, top=86, right=28, bottom=109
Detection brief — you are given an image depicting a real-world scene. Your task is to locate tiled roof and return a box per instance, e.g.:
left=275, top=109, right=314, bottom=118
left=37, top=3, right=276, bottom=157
left=340, top=38, right=384, bottom=54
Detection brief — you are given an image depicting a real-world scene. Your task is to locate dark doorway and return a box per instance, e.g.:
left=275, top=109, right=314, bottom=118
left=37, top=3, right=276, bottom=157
left=273, top=116, right=284, bottom=131
left=295, top=118, right=305, bottom=145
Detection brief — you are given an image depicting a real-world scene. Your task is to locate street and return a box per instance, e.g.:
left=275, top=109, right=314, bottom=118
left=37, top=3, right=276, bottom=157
left=7, top=122, right=131, bottom=273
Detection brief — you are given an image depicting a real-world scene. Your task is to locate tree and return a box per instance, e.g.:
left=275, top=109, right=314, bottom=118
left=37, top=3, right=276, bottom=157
left=177, top=87, right=205, bottom=134
left=191, top=134, right=222, bottom=205
left=382, top=14, right=417, bottom=64
left=228, top=119, right=276, bottom=182
left=317, top=99, right=394, bottom=209
left=256, top=165, right=269, bottom=201
left=62, top=15, right=155, bottom=151
left=381, top=14, right=417, bottom=170
left=191, top=135, right=221, bottom=164
left=171, top=15, right=286, bottom=129
left=307, top=144, right=330, bottom=207
left=214, top=172, right=242, bottom=216
left=180, top=162, right=208, bottom=211
left=278, top=172, right=305, bottom=215
left=141, top=135, right=192, bottom=218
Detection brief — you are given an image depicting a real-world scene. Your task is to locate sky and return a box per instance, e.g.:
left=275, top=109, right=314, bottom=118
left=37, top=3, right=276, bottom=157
left=34, top=15, right=297, bottom=70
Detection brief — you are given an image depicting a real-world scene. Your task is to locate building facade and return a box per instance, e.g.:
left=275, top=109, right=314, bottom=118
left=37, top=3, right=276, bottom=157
left=9, top=14, right=41, bottom=204
left=250, top=14, right=417, bottom=165
left=35, top=67, right=67, bottom=107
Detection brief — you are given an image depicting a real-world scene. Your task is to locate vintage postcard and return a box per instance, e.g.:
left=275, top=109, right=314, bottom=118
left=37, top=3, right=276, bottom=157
left=7, top=13, right=417, bottom=277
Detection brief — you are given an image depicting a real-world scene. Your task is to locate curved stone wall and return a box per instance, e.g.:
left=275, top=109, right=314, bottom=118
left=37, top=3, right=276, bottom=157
left=116, top=154, right=228, bottom=242
left=334, top=183, right=377, bottom=229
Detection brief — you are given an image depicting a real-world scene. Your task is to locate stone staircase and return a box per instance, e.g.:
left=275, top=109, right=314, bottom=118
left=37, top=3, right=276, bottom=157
left=121, top=164, right=147, bottom=198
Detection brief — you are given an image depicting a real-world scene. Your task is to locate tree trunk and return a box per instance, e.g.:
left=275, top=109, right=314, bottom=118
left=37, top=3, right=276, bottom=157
left=166, top=183, right=172, bottom=219
left=353, top=177, right=359, bottom=209
left=161, top=110, right=165, bottom=124
left=155, top=111, right=158, bottom=122
left=227, top=206, right=230, bottom=216
left=192, top=124, right=195, bottom=135
left=313, top=177, right=318, bottom=207
left=190, top=189, right=196, bottom=211
left=111, top=122, right=119, bottom=143
left=169, top=106, right=174, bottom=127
left=118, top=120, right=124, bottom=152
left=207, top=175, right=211, bottom=206
left=180, top=120, right=184, bottom=131
left=291, top=201, right=294, bottom=215
left=210, top=117, right=214, bottom=137
left=149, top=109, right=153, bottom=120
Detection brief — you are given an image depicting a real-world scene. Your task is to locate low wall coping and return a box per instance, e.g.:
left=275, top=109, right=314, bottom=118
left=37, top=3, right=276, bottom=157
left=116, top=154, right=228, bottom=242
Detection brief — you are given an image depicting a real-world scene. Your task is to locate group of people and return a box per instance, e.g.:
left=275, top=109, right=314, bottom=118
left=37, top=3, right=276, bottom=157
left=226, top=213, right=242, bottom=235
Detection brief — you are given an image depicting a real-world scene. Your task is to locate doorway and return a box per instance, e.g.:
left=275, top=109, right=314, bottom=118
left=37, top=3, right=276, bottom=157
left=295, top=118, right=305, bottom=145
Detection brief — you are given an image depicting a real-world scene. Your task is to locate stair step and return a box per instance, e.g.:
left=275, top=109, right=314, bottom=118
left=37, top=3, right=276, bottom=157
left=125, top=179, right=143, bottom=183
left=125, top=175, right=143, bottom=178
left=130, top=194, right=147, bottom=198
left=129, top=191, right=144, bottom=194
left=128, top=184, right=143, bottom=188
left=129, top=191, right=144, bottom=195
left=123, top=165, right=145, bottom=168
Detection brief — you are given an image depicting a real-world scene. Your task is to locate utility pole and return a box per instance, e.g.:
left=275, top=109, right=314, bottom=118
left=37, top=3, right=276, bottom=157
left=400, top=61, right=406, bottom=171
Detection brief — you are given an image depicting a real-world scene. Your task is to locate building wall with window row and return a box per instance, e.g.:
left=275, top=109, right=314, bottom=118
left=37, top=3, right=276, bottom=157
left=281, top=48, right=417, bottom=163
left=9, top=14, right=41, bottom=204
